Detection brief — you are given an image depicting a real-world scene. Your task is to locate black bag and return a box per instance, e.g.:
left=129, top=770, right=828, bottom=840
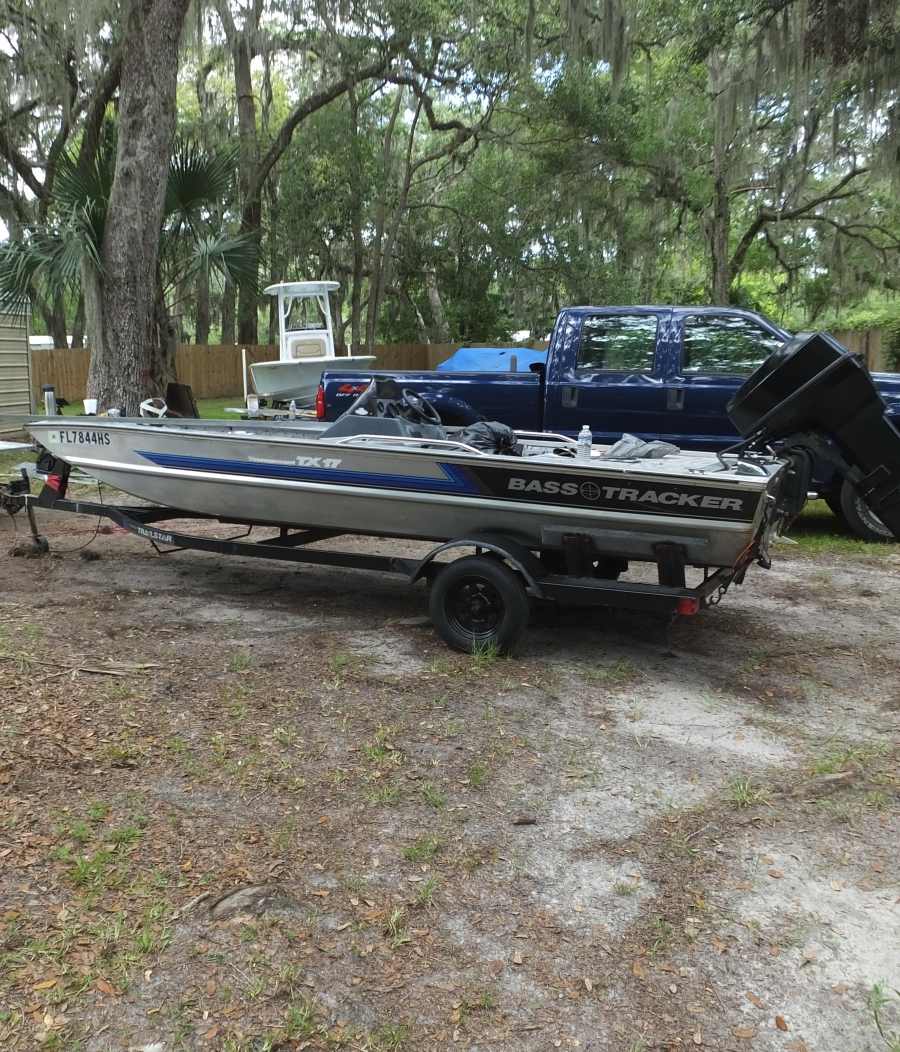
left=457, top=420, right=519, bottom=455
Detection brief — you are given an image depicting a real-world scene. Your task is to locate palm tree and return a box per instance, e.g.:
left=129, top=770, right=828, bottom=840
left=0, top=124, right=256, bottom=400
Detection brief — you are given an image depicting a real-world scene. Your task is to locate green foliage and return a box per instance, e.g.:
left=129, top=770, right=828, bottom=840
left=1, top=0, right=898, bottom=345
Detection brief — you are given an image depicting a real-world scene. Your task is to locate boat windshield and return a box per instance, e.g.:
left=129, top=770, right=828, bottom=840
left=284, top=295, right=328, bottom=332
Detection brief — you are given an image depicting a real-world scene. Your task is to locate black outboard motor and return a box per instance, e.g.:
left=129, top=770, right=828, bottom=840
left=727, top=332, right=900, bottom=539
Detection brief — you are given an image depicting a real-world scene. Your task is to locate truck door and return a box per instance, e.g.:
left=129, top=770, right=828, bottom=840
left=672, top=312, right=787, bottom=449
left=543, top=310, right=674, bottom=442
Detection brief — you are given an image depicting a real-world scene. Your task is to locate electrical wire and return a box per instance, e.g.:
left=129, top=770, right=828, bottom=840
left=35, top=479, right=106, bottom=555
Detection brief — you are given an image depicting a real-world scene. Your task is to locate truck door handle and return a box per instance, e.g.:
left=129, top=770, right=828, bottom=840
left=667, top=388, right=685, bottom=411
left=561, top=386, right=578, bottom=408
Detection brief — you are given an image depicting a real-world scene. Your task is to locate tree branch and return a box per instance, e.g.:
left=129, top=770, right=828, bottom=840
left=244, top=49, right=401, bottom=218
left=729, top=167, right=868, bottom=278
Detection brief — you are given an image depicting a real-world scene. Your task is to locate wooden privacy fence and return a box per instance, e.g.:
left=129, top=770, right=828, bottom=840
left=30, top=342, right=462, bottom=403
left=30, top=330, right=890, bottom=403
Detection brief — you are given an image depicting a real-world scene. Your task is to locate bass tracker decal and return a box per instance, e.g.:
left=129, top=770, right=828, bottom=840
left=464, top=464, right=760, bottom=521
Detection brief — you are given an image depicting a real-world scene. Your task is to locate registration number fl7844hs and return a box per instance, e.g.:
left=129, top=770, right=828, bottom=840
left=49, top=430, right=112, bottom=446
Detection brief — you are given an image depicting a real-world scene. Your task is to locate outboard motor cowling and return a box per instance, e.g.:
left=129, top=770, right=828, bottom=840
left=727, top=332, right=900, bottom=538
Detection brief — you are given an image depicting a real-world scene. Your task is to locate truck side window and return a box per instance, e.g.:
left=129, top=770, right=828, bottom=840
left=682, top=315, right=784, bottom=376
left=577, top=314, right=658, bottom=374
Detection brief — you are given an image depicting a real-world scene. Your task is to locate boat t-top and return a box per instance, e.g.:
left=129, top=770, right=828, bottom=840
left=248, top=281, right=376, bottom=406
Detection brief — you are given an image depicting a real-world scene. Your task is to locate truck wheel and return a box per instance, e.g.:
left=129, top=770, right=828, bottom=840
left=429, top=555, right=530, bottom=655
left=837, top=478, right=894, bottom=541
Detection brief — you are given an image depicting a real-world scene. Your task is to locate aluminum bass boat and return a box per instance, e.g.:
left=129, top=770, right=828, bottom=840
left=26, top=381, right=788, bottom=571
left=248, top=281, right=375, bottom=405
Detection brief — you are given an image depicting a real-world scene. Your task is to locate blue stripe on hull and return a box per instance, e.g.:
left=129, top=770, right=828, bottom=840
left=136, top=450, right=478, bottom=494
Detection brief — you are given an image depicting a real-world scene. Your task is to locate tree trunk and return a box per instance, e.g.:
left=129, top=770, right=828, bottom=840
left=196, top=264, right=210, bottom=344
left=365, top=88, right=404, bottom=350
left=87, top=0, right=190, bottom=412
left=221, top=276, right=236, bottom=344
left=49, top=292, right=68, bottom=348
left=348, top=90, right=364, bottom=352
left=150, top=273, right=178, bottom=388
left=425, top=268, right=450, bottom=343
left=707, top=50, right=732, bottom=306
left=233, top=32, right=260, bottom=344
left=709, top=173, right=731, bottom=305
left=71, top=292, right=85, bottom=348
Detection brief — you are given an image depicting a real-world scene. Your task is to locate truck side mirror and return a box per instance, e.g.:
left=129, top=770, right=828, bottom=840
left=529, top=361, right=546, bottom=380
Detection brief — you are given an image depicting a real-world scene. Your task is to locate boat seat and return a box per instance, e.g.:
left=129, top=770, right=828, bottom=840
left=319, top=414, right=445, bottom=441
left=288, top=334, right=329, bottom=359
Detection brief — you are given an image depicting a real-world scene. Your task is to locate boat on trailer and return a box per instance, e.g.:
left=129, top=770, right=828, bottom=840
left=248, top=281, right=375, bottom=405
left=18, top=332, right=900, bottom=653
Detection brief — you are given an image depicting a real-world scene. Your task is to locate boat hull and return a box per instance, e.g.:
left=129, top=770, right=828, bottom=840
left=250, top=356, right=376, bottom=403
left=26, top=418, right=784, bottom=568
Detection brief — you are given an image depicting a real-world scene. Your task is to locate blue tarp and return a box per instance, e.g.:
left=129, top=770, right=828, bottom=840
left=436, top=346, right=547, bottom=372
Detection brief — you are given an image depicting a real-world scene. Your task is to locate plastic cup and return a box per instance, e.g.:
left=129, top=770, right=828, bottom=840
left=83, top=398, right=98, bottom=415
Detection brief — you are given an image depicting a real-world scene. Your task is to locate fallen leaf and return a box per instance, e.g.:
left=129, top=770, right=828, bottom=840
left=632, top=960, right=648, bottom=979
left=785, top=1040, right=810, bottom=1052
left=831, top=983, right=849, bottom=995
left=692, top=1029, right=702, bottom=1046
left=512, top=951, right=523, bottom=966
left=583, top=977, right=593, bottom=992
left=746, top=991, right=765, bottom=1009
left=775, top=1015, right=789, bottom=1031
left=95, top=978, right=116, bottom=996
left=32, top=979, right=57, bottom=991
left=733, top=1025, right=756, bottom=1040
left=768, top=868, right=784, bottom=879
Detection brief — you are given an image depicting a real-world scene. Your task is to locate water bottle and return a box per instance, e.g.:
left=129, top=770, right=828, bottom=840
left=577, top=424, right=592, bottom=460
left=288, top=399, right=297, bottom=420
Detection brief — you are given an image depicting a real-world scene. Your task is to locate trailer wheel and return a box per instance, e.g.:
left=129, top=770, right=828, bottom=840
left=429, top=555, right=529, bottom=655
left=837, top=478, right=893, bottom=541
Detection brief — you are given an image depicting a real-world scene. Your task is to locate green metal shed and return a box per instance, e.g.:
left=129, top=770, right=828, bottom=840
left=0, top=301, right=32, bottom=433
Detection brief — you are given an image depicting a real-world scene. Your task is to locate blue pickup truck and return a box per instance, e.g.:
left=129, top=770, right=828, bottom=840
left=319, top=306, right=900, bottom=539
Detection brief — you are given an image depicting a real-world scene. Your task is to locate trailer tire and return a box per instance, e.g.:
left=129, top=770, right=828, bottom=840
left=837, top=478, right=894, bottom=541
left=429, top=555, right=530, bottom=655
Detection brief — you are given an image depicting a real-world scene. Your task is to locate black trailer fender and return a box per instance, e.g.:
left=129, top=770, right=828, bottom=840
left=411, top=533, right=547, bottom=597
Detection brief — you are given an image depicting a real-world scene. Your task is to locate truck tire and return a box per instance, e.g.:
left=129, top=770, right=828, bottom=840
left=837, top=478, right=894, bottom=541
left=429, top=555, right=530, bottom=655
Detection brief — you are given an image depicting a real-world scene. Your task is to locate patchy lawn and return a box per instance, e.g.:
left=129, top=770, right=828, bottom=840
left=1, top=503, right=899, bottom=1052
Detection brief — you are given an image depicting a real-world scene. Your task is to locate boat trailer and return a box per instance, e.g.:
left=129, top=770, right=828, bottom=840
left=9, top=465, right=747, bottom=654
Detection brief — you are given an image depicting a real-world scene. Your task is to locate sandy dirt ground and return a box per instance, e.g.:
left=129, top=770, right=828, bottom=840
left=1, top=505, right=898, bottom=1052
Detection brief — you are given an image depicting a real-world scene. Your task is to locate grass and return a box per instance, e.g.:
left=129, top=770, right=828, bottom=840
left=613, top=880, right=639, bottom=896
left=416, top=876, right=438, bottom=907
left=227, top=651, right=253, bottom=672
left=467, top=761, right=489, bottom=788
left=583, top=658, right=640, bottom=687
left=868, top=982, right=900, bottom=1052
left=788, top=500, right=900, bottom=556
left=728, top=777, right=769, bottom=808
left=403, top=836, right=442, bottom=863
left=385, top=907, right=410, bottom=949
left=810, top=741, right=888, bottom=776
left=422, top=783, right=447, bottom=810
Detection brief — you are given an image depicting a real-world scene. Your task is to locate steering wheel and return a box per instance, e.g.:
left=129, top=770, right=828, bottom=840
left=400, top=388, right=442, bottom=426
